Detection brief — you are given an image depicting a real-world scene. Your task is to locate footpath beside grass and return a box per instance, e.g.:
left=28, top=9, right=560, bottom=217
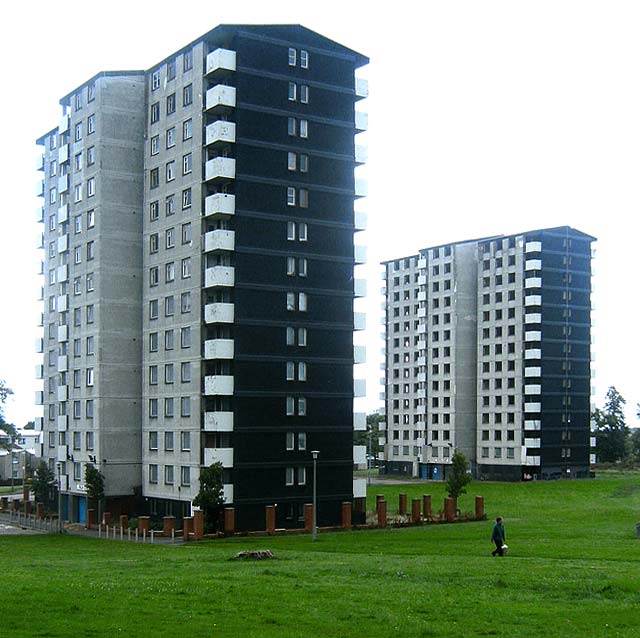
left=1, top=475, right=639, bottom=637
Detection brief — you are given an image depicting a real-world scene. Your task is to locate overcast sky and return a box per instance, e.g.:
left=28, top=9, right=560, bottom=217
left=1, top=0, right=638, bottom=426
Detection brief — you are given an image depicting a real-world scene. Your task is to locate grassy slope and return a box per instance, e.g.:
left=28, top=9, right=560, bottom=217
left=1, top=476, right=639, bottom=638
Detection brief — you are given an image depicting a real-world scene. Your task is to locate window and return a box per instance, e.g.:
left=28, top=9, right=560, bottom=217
left=75, top=122, right=83, bottom=141
left=86, top=335, right=94, bottom=355
left=151, top=70, right=160, bottom=91
left=182, top=188, right=192, bottom=209
left=86, top=367, right=94, bottom=387
left=164, top=465, right=174, bottom=485
left=166, top=195, right=175, bottom=216
left=300, top=50, right=309, bottom=69
left=149, top=266, right=159, bottom=287
left=288, top=82, right=297, bottom=101
left=165, top=262, right=175, bottom=282
left=181, top=362, right=191, bottom=383
left=86, top=272, right=94, bottom=292
left=74, top=462, right=82, bottom=481
left=149, top=464, right=158, bottom=484
left=166, top=127, right=176, bottom=148
left=183, top=153, right=192, bottom=175
left=149, top=332, right=158, bottom=352
left=165, top=398, right=174, bottom=418
left=181, top=292, right=191, bottom=313
left=166, top=227, right=175, bottom=249
left=87, top=209, right=95, bottom=228
left=183, top=50, right=193, bottom=71
left=288, top=47, right=297, bottom=66
left=150, top=102, right=160, bottom=124
left=299, top=119, right=308, bottom=138
left=165, top=296, right=175, bottom=316
left=180, top=397, right=191, bottom=417
left=73, top=402, right=81, bottom=420
left=149, top=431, right=158, bottom=450
left=180, top=431, right=191, bottom=451
left=287, top=187, right=296, bottom=206
left=165, top=364, right=174, bottom=384
left=86, top=400, right=94, bottom=418
left=74, top=247, right=82, bottom=265
left=87, top=177, right=95, bottom=197
left=149, top=299, right=158, bottom=320
left=166, top=160, right=175, bottom=182
left=165, top=329, right=174, bottom=351
left=150, top=168, right=159, bottom=189
left=86, top=432, right=94, bottom=450
left=181, top=466, right=191, bottom=487
left=181, top=222, right=191, bottom=245
left=181, top=258, right=191, bottom=279
left=300, top=85, right=309, bottom=104
left=149, top=398, right=158, bottom=418
left=150, top=201, right=159, bottom=221
left=183, top=84, right=193, bottom=106
left=150, top=233, right=159, bottom=253
left=87, top=83, right=95, bottom=102
left=74, top=184, right=82, bottom=203
left=149, top=365, right=158, bottom=385
left=75, top=92, right=83, bottom=110
left=166, top=93, right=176, bottom=115
left=86, top=241, right=94, bottom=261
left=183, top=119, right=192, bottom=140
left=180, top=327, right=191, bottom=348
left=87, top=114, right=95, bottom=134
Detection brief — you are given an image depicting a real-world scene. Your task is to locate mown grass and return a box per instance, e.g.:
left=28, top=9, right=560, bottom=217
left=1, top=475, right=639, bottom=637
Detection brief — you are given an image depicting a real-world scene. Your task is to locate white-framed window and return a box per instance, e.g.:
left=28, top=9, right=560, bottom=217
left=50, top=160, right=57, bottom=177
left=149, top=431, right=158, bottom=450
left=300, top=50, right=309, bottom=69
left=288, top=47, right=297, bottom=66
left=181, top=362, right=191, bottom=383
left=75, top=122, right=82, bottom=142
left=288, top=152, right=297, bottom=171
left=149, top=332, right=158, bottom=352
left=149, top=398, right=158, bottom=418
left=180, top=431, right=191, bottom=451
left=165, top=363, right=174, bottom=384
left=151, top=70, right=160, bottom=91
left=86, top=367, right=94, bottom=387
left=287, top=187, right=296, bottom=206
left=166, top=160, right=175, bottom=182
left=149, top=464, right=158, bottom=484
left=149, top=365, right=158, bottom=385
left=182, top=188, right=192, bottom=209
left=181, top=292, right=191, bottom=314
left=86, top=335, right=94, bottom=355
left=300, top=85, right=309, bottom=104
left=74, top=184, right=82, bottom=203
left=166, top=227, right=175, bottom=249
left=49, top=187, right=57, bottom=205
left=165, top=329, right=174, bottom=351
left=180, top=327, right=191, bottom=349
left=288, top=82, right=297, bottom=101
left=87, top=177, right=95, bottom=197
left=149, top=266, right=159, bottom=287
left=164, top=465, right=174, bottom=485
left=182, top=153, right=192, bottom=175
left=183, top=119, right=192, bottom=140
left=87, top=113, right=95, bottom=134
left=86, top=272, right=94, bottom=292
left=180, top=397, right=191, bottom=417
left=151, top=135, right=159, bottom=155
left=86, top=400, right=94, bottom=418
left=300, top=119, right=308, bottom=138
left=165, top=398, right=174, bottom=419
left=181, top=466, right=191, bottom=487
left=87, top=209, right=95, bottom=228
left=86, top=432, right=94, bottom=450
left=166, top=127, right=175, bottom=148
left=165, top=261, right=175, bottom=282
left=181, top=257, right=191, bottom=279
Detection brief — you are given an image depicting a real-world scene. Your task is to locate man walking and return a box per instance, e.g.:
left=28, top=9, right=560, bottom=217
left=491, top=516, right=506, bottom=556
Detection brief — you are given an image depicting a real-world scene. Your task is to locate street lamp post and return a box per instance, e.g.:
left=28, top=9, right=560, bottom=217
left=311, top=450, right=319, bottom=541
left=56, top=462, right=63, bottom=533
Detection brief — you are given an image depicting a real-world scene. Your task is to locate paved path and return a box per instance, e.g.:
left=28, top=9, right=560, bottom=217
left=0, top=521, right=43, bottom=536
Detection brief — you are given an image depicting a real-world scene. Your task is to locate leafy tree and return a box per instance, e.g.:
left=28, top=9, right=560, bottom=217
left=593, top=386, right=629, bottom=463
left=0, top=380, right=17, bottom=452
left=446, top=450, right=472, bottom=502
left=193, top=462, right=225, bottom=532
left=354, top=412, right=383, bottom=461
left=23, top=421, right=35, bottom=430
left=31, top=461, right=57, bottom=509
left=85, top=464, right=105, bottom=519
left=630, top=428, right=640, bottom=462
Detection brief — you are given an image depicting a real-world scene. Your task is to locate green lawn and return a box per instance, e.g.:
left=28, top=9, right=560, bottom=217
left=1, top=475, right=639, bottom=637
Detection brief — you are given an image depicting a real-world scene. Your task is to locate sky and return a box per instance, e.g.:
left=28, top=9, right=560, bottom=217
left=1, top=0, right=639, bottom=426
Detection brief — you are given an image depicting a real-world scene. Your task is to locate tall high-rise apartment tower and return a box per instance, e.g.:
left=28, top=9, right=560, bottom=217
left=381, top=227, right=595, bottom=481
left=35, top=25, right=369, bottom=530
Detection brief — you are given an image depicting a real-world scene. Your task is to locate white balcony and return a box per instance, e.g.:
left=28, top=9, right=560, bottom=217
left=57, top=294, right=68, bottom=313
left=206, top=120, right=236, bottom=146
left=57, top=325, right=68, bottom=343
left=36, top=233, right=44, bottom=249
left=36, top=206, right=44, bottom=223
left=354, top=278, right=367, bottom=298
left=524, top=295, right=541, bottom=306
left=57, top=385, right=68, bottom=401
left=37, top=313, right=44, bottom=327
left=57, top=355, right=68, bottom=372
left=524, top=402, right=541, bottom=413
left=354, top=177, right=368, bottom=197
left=355, top=144, right=368, bottom=164
left=57, top=204, right=69, bottom=224
left=204, top=447, right=234, bottom=468
left=525, top=331, right=541, bottom=342
left=37, top=287, right=44, bottom=301
left=206, top=48, right=236, bottom=74
left=36, top=179, right=44, bottom=197
left=354, top=209, right=367, bottom=231
left=354, top=244, right=367, bottom=265
left=354, top=312, right=366, bottom=331
left=525, top=241, right=542, bottom=253
left=35, top=338, right=44, bottom=353
left=34, top=417, right=44, bottom=431
left=58, top=175, right=69, bottom=194
left=523, top=454, right=540, bottom=466
left=205, top=193, right=235, bottom=218
left=524, top=366, right=542, bottom=377
left=355, top=77, right=369, bottom=99
left=354, top=378, right=366, bottom=397
left=57, top=264, right=69, bottom=283
left=204, top=302, right=235, bottom=324
left=353, top=477, right=367, bottom=499
left=204, top=339, right=234, bottom=360
left=524, top=349, right=541, bottom=360
left=57, top=235, right=69, bottom=254
left=57, top=446, right=67, bottom=463
left=205, top=157, right=236, bottom=181
left=353, top=445, right=367, bottom=465
left=353, top=412, right=366, bottom=431
left=417, top=291, right=427, bottom=302
left=35, top=391, right=44, bottom=405
left=223, top=484, right=234, bottom=504
left=59, top=114, right=70, bottom=134
left=204, top=375, right=234, bottom=395
left=57, top=415, right=68, bottom=432
left=525, top=384, right=541, bottom=395
left=204, top=229, right=235, bottom=253
left=525, top=259, right=541, bottom=270
left=525, top=419, right=541, bottom=430
left=355, top=111, right=368, bottom=131
left=205, top=266, right=235, bottom=288
left=417, top=307, right=427, bottom=318
left=354, top=345, right=366, bottom=364
left=590, top=436, right=597, bottom=448
left=35, top=364, right=44, bottom=379
left=204, top=411, right=234, bottom=432
left=525, top=277, right=542, bottom=289
left=206, top=84, right=236, bottom=110
left=525, top=313, right=542, bottom=324
left=37, top=153, right=45, bottom=171
left=417, top=275, right=427, bottom=286
left=58, top=144, right=69, bottom=164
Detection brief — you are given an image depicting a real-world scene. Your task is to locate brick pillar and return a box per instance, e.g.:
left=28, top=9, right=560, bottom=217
left=138, top=516, right=150, bottom=533
left=411, top=498, right=421, bottom=524
left=25, top=500, right=32, bottom=515
left=265, top=505, right=276, bottom=535
left=13, top=499, right=20, bottom=512
left=377, top=499, right=387, bottom=528
left=120, top=514, right=129, bottom=530
left=224, top=508, right=235, bottom=536
left=353, top=497, right=366, bottom=513
left=342, top=501, right=352, bottom=529
left=376, top=494, right=385, bottom=506
left=304, top=503, right=313, bottom=533
left=193, top=510, right=204, bottom=540
left=86, top=509, right=96, bottom=528
left=36, top=503, right=44, bottom=519
left=23, top=484, right=30, bottom=503
left=103, top=511, right=112, bottom=527
left=398, top=493, right=407, bottom=515
left=1, top=497, right=8, bottom=511
left=423, top=494, right=432, bottom=519
left=163, top=516, right=176, bottom=536
left=444, top=497, right=456, bottom=522
left=475, top=496, right=485, bottom=519
left=183, top=517, right=193, bottom=541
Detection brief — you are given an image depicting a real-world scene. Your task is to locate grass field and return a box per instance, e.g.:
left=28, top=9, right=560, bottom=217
left=1, top=474, right=639, bottom=637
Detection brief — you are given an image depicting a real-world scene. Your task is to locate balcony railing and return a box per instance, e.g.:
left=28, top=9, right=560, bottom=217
left=206, top=48, right=236, bottom=74
left=204, top=193, right=235, bottom=218
left=205, top=85, right=236, bottom=110
left=204, top=411, right=234, bottom=431
left=206, top=121, right=236, bottom=146
left=204, top=302, right=234, bottom=324
left=205, top=157, right=236, bottom=182
left=204, top=447, right=234, bottom=468
left=204, top=229, right=235, bottom=253
left=204, top=375, right=234, bottom=395
left=204, top=266, right=235, bottom=288
left=204, top=339, right=234, bottom=360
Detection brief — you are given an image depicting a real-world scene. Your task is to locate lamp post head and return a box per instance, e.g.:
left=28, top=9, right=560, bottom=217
left=311, top=450, right=320, bottom=460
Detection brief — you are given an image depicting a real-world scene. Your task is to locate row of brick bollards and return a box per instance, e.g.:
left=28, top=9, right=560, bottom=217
left=376, top=494, right=485, bottom=526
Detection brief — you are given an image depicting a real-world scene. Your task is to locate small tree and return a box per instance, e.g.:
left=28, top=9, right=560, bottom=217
left=193, top=462, right=225, bottom=532
left=446, top=450, right=472, bottom=503
left=593, top=387, right=629, bottom=463
left=0, top=380, right=17, bottom=452
left=31, top=461, right=56, bottom=510
left=85, top=464, right=105, bottom=520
